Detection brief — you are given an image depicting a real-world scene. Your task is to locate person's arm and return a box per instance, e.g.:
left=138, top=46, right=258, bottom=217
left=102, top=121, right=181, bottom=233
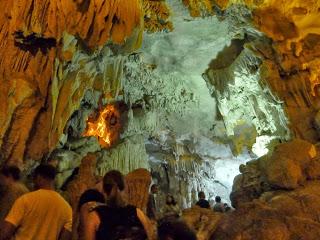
left=60, top=203, right=73, bottom=240
left=59, top=228, right=72, bottom=240
left=136, top=208, right=156, bottom=240
left=0, top=221, right=16, bottom=240
left=82, top=211, right=100, bottom=240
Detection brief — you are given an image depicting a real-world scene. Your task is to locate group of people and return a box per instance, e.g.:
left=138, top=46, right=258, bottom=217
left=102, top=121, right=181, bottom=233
left=196, top=191, right=231, bottom=212
left=146, top=184, right=182, bottom=223
left=145, top=186, right=232, bottom=226
left=0, top=164, right=197, bottom=240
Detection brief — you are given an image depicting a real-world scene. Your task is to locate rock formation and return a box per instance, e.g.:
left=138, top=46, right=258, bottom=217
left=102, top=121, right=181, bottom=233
left=1, top=0, right=320, bottom=239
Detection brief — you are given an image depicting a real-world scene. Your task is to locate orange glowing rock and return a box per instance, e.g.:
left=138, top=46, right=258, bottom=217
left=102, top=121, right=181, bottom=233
left=83, top=104, right=121, bottom=148
left=143, top=0, right=173, bottom=32
left=182, top=0, right=214, bottom=17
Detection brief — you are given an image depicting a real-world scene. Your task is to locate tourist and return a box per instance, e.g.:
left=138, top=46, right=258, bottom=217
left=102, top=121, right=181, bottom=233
left=196, top=191, right=210, bottom=209
left=162, top=194, right=181, bottom=220
left=83, top=170, right=153, bottom=240
left=146, top=183, right=159, bottom=220
left=78, top=189, right=106, bottom=240
left=0, top=165, right=29, bottom=222
left=224, top=203, right=232, bottom=212
left=213, top=196, right=224, bottom=213
left=158, top=219, right=197, bottom=240
left=0, top=164, right=72, bottom=240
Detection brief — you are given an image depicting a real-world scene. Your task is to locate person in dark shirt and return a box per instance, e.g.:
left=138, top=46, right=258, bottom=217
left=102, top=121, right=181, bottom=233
left=195, top=191, right=210, bottom=209
left=83, top=170, right=153, bottom=240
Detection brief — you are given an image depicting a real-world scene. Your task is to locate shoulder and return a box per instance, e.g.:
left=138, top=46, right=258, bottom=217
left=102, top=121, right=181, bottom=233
left=15, top=190, right=36, bottom=202
left=136, top=207, right=144, bottom=217
left=92, top=203, right=108, bottom=217
left=87, top=201, right=105, bottom=212
left=48, top=191, right=72, bottom=212
left=85, top=210, right=101, bottom=229
left=136, top=207, right=148, bottom=223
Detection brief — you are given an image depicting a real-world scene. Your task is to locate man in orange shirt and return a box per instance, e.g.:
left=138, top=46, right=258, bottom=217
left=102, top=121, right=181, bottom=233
left=0, top=164, right=72, bottom=240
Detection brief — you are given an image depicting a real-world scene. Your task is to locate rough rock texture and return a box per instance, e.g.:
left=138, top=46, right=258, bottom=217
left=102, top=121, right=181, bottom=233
left=1, top=0, right=320, bottom=238
left=203, top=41, right=290, bottom=152
left=65, top=153, right=99, bottom=209
left=247, top=0, right=320, bottom=142
left=0, top=0, right=143, bottom=166
left=212, top=181, right=320, bottom=240
left=143, top=0, right=173, bottom=32
left=182, top=207, right=222, bottom=240
left=182, top=0, right=214, bottom=17
left=147, top=133, right=251, bottom=208
left=177, top=139, right=320, bottom=240
left=205, top=139, right=320, bottom=240
left=64, top=152, right=99, bottom=240
left=231, top=139, right=319, bottom=207
left=125, top=168, right=151, bottom=213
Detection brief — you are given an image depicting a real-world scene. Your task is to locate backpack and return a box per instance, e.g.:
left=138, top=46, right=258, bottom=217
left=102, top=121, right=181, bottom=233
left=95, top=204, right=148, bottom=240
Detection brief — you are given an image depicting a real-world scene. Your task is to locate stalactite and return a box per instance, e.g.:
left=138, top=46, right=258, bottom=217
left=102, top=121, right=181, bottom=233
left=182, top=0, right=214, bottom=17
left=97, top=136, right=149, bottom=175
left=0, top=0, right=144, bottom=165
left=143, top=0, right=173, bottom=32
left=204, top=44, right=290, bottom=150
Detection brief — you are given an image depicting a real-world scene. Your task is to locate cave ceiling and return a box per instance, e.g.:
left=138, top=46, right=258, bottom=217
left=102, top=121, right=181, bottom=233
left=0, top=0, right=319, bottom=184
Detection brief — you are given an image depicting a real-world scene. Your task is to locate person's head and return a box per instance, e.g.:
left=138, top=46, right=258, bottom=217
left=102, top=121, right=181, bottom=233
left=32, top=164, right=57, bottom=190
left=224, top=203, right=231, bottom=212
left=158, top=220, right=197, bottom=240
left=150, top=184, right=158, bottom=194
left=78, top=189, right=105, bottom=211
left=103, top=170, right=125, bottom=207
left=198, top=191, right=205, bottom=200
left=0, top=165, right=21, bottom=186
left=215, top=196, right=221, bottom=203
left=166, top=194, right=177, bottom=205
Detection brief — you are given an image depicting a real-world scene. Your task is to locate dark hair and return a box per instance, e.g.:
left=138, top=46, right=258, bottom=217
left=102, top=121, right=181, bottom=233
left=0, top=165, right=21, bottom=181
left=166, top=194, right=177, bottom=205
left=78, top=189, right=105, bottom=210
left=103, top=170, right=126, bottom=208
left=33, top=164, right=57, bottom=180
left=103, top=170, right=125, bottom=195
left=158, top=220, right=197, bottom=240
left=225, top=206, right=231, bottom=212
left=215, top=196, right=221, bottom=203
left=151, top=184, right=158, bottom=191
left=198, top=191, right=205, bottom=199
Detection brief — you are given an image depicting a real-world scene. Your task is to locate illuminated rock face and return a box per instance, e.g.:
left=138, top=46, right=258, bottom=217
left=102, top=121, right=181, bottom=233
left=248, top=0, right=320, bottom=142
left=210, top=141, right=320, bottom=240
left=0, top=0, right=320, bottom=238
left=0, top=0, right=143, bottom=166
left=83, top=104, right=121, bottom=148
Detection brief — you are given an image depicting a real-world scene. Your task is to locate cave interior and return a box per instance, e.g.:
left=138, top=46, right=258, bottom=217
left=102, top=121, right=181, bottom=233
left=1, top=0, right=320, bottom=239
